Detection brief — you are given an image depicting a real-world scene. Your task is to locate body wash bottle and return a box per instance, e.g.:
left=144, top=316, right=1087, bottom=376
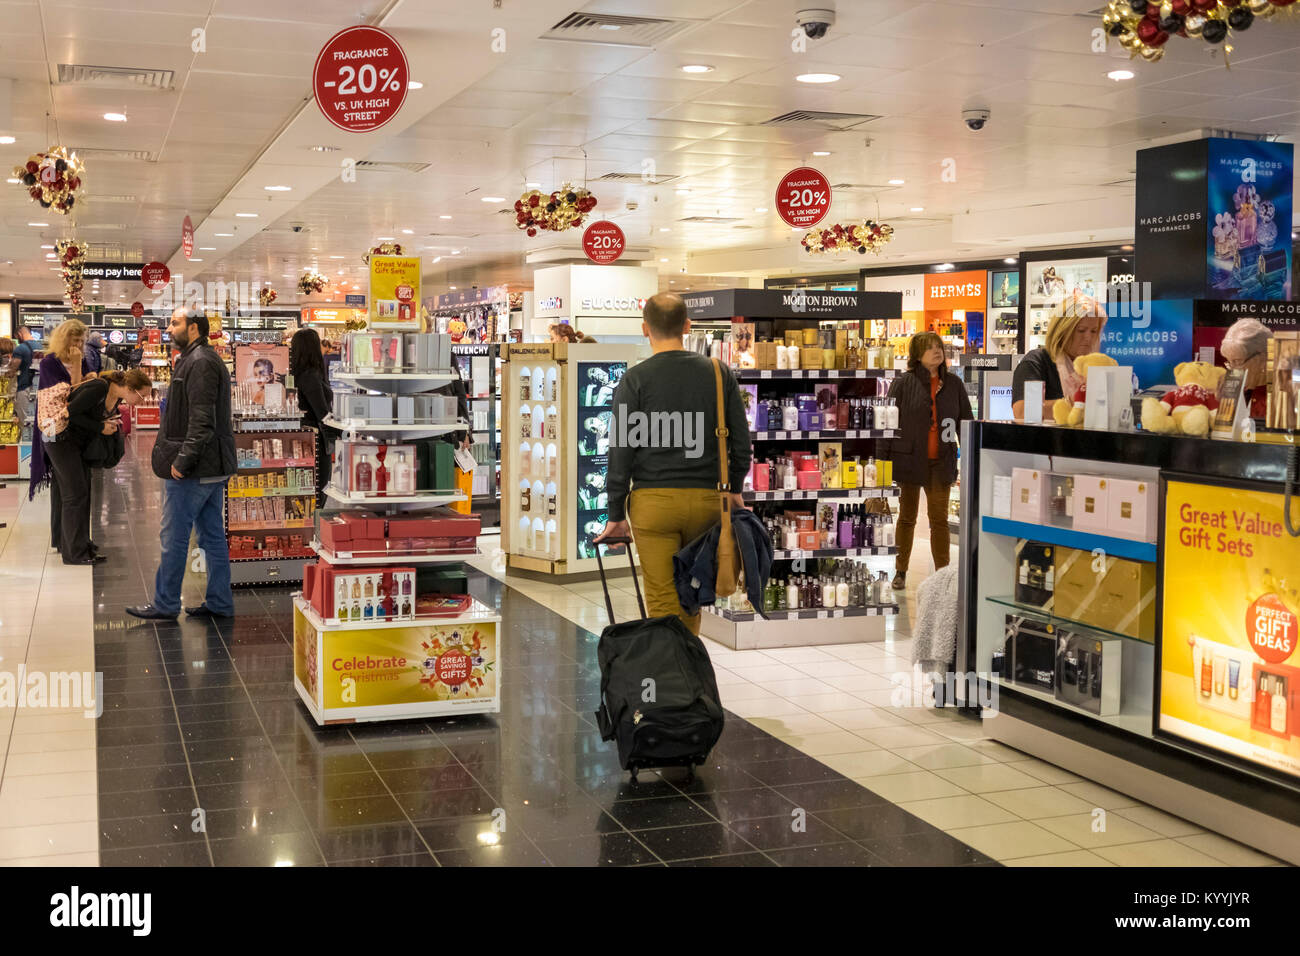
left=1200, top=652, right=1213, bottom=698
left=1271, top=676, right=1289, bottom=734
left=1255, top=675, right=1272, bottom=727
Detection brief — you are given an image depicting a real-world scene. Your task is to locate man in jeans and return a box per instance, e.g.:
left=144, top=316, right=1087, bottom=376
left=595, top=292, right=751, bottom=635
left=8, top=326, right=35, bottom=438
left=128, top=308, right=238, bottom=621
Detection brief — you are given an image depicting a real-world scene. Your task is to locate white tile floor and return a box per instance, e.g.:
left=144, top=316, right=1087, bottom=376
left=467, top=521, right=1289, bottom=868
left=0, top=481, right=99, bottom=865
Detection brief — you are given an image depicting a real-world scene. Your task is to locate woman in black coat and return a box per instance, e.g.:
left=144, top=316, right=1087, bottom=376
left=884, top=332, right=973, bottom=591
left=289, top=327, right=338, bottom=507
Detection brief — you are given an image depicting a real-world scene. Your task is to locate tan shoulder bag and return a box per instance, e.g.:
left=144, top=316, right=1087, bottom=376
left=712, top=359, right=742, bottom=598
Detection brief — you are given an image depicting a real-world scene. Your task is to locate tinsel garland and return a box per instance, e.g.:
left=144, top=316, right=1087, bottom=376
left=56, top=239, right=86, bottom=311
left=801, top=220, right=895, bottom=255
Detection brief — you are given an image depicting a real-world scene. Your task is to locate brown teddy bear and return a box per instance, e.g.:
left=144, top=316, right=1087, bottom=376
left=1140, top=361, right=1227, bottom=438
left=1052, top=353, right=1119, bottom=427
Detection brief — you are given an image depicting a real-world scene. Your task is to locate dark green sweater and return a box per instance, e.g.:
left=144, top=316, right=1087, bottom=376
left=606, top=350, right=752, bottom=521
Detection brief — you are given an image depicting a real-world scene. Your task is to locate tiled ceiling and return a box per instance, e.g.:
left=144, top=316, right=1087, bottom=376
left=0, top=0, right=1298, bottom=301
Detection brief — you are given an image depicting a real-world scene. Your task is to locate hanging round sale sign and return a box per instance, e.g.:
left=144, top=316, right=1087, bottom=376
left=775, top=167, right=831, bottom=228
left=582, top=220, right=625, bottom=264
left=141, top=262, right=170, bottom=291
left=312, top=25, right=409, bottom=134
left=181, top=215, right=194, bottom=260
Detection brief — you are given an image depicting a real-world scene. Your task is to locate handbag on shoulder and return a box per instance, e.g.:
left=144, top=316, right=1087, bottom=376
left=36, top=381, right=71, bottom=443
left=711, top=359, right=742, bottom=598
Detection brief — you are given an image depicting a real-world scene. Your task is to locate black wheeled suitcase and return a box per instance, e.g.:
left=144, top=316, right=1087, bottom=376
left=593, top=538, right=725, bottom=782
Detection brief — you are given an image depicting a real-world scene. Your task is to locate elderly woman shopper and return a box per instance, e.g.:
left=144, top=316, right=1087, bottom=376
left=1220, top=318, right=1270, bottom=421
left=1012, top=294, right=1106, bottom=421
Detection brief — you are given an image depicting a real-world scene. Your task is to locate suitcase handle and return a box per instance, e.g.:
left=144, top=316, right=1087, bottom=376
left=593, top=536, right=646, bottom=623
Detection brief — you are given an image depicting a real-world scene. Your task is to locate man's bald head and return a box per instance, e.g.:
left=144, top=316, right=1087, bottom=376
left=642, top=292, right=688, bottom=342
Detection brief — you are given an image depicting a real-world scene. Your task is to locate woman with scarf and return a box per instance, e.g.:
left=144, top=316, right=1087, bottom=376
left=1012, top=294, right=1106, bottom=422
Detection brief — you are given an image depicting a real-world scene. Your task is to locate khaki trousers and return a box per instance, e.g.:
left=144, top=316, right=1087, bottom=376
left=628, top=487, right=722, bottom=636
left=895, top=460, right=951, bottom=575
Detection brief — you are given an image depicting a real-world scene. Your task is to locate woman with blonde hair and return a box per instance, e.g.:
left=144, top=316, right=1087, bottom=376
left=1012, top=294, right=1106, bottom=421
left=29, top=318, right=95, bottom=561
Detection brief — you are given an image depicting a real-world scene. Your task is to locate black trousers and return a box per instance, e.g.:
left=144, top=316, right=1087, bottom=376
left=46, top=439, right=93, bottom=562
left=313, top=426, right=338, bottom=508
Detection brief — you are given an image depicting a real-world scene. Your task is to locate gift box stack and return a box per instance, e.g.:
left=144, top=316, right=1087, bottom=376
left=316, top=507, right=480, bottom=558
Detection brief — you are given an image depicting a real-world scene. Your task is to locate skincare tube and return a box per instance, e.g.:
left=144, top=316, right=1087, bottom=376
left=1213, top=654, right=1226, bottom=696
left=1192, top=641, right=1203, bottom=697
left=371, top=336, right=383, bottom=366
left=1228, top=659, right=1241, bottom=700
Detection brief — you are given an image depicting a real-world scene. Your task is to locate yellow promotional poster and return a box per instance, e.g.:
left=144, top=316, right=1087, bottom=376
left=1160, top=479, right=1300, bottom=780
left=367, top=255, right=421, bottom=329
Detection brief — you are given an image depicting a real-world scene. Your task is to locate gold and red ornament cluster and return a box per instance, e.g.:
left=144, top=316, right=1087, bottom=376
left=362, top=242, right=403, bottom=264
left=297, top=270, right=328, bottom=295
left=258, top=286, right=277, bottom=307
left=801, top=220, right=894, bottom=255
left=1103, top=0, right=1295, bottom=62
left=11, top=146, right=84, bottom=214
left=56, top=239, right=86, bottom=312
left=514, top=183, right=596, bottom=237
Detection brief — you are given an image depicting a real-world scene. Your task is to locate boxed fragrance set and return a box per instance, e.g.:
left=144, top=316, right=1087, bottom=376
left=341, top=332, right=452, bottom=373
left=331, top=440, right=456, bottom=495
left=993, top=614, right=1125, bottom=716
left=1008, top=466, right=1157, bottom=543
left=331, top=392, right=460, bottom=425
left=1009, top=538, right=1155, bottom=642
left=317, top=507, right=481, bottom=557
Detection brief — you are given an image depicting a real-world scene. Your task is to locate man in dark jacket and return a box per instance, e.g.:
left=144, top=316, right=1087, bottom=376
left=84, top=331, right=104, bottom=373
left=128, top=308, right=238, bottom=621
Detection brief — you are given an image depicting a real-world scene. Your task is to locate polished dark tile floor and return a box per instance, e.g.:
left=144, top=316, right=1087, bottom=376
left=92, top=436, right=996, bottom=867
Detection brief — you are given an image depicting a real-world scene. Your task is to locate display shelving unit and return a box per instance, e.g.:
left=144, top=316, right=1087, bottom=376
left=682, top=288, right=904, bottom=650
left=294, top=342, right=500, bottom=725
left=452, top=341, right=500, bottom=531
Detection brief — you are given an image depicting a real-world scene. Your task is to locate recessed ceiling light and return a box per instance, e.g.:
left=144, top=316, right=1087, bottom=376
left=49, top=267, right=60, bottom=271
left=812, top=151, right=831, bottom=157
left=451, top=250, right=462, bottom=255
left=598, top=23, right=621, bottom=30
left=660, top=258, right=669, bottom=263
left=1003, top=257, right=1016, bottom=264
left=439, top=214, right=452, bottom=219
left=28, top=222, right=47, bottom=227
left=659, top=227, right=671, bottom=232
left=282, top=274, right=293, bottom=278
left=910, top=206, right=924, bottom=212
left=40, top=244, right=53, bottom=250
left=104, top=112, right=127, bottom=122
left=754, top=207, right=768, bottom=213
left=308, top=145, right=339, bottom=152
left=888, top=178, right=905, bottom=185
left=936, top=262, right=955, bottom=270
left=1107, top=69, right=1135, bottom=81
left=681, top=64, right=713, bottom=73
left=796, top=73, right=840, bottom=84
left=0, top=136, right=15, bottom=145
left=449, top=285, right=457, bottom=290
left=215, top=232, right=233, bottom=236
left=45, top=253, right=55, bottom=258
left=401, top=229, right=414, bottom=234
left=235, top=213, right=257, bottom=218
left=432, top=256, right=442, bottom=264
left=669, top=279, right=674, bottom=284
left=5, top=177, right=19, bottom=184
left=376, top=236, right=395, bottom=241
left=329, top=255, right=344, bottom=259
left=407, top=81, right=423, bottom=89
left=199, top=246, right=215, bottom=251
left=264, top=185, right=291, bottom=192
left=188, top=258, right=202, bottom=262
left=675, top=188, right=690, bottom=195
left=1121, top=244, right=1135, bottom=251
left=481, top=196, right=505, bottom=203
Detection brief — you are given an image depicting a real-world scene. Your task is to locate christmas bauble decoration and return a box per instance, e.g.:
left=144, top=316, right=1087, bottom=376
left=1202, top=16, right=1228, bottom=40
left=1228, top=6, right=1254, bottom=26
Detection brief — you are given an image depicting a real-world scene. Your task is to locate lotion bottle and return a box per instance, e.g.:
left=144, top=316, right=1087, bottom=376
left=1271, top=676, right=1289, bottom=734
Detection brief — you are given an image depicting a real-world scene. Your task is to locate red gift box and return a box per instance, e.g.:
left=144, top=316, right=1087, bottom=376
left=752, top=462, right=770, bottom=491
left=796, top=470, right=821, bottom=490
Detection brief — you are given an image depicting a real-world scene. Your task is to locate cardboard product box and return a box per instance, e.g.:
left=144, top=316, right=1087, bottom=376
left=756, top=340, right=777, bottom=369
left=1006, top=615, right=1057, bottom=693
left=1046, top=473, right=1074, bottom=528
left=368, top=395, right=394, bottom=422
left=1106, top=477, right=1157, bottom=543
left=800, top=346, right=821, bottom=370
left=1055, top=631, right=1122, bottom=716
left=1010, top=467, right=1050, bottom=525
left=1053, top=545, right=1104, bottom=624
left=302, top=561, right=320, bottom=608
left=818, top=442, right=842, bottom=489
left=1071, top=474, right=1110, bottom=534
left=796, top=470, right=821, bottom=490
left=1094, top=557, right=1157, bottom=642
left=1013, top=540, right=1055, bottom=610
left=399, top=508, right=480, bottom=538
left=396, top=396, right=416, bottom=425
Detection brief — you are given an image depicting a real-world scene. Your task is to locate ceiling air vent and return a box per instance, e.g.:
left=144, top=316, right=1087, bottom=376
left=354, top=160, right=431, bottom=174
left=679, top=216, right=743, bottom=224
left=595, top=172, right=679, bottom=185
left=542, top=12, right=691, bottom=47
left=762, top=110, right=881, bottom=131
left=68, top=148, right=156, bottom=162
left=78, top=223, right=130, bottom=231
left=57, top=64, right=175, bottom=91
left=90, top=195, right=138, bottom=203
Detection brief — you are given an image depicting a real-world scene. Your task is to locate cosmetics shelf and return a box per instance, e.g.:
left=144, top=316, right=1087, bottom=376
left=985, top=595, right=1153, bottom=646
left=227, top=486, right=315, bottom=499
left=228, top=518, right=314, bottom=532
left=772, top=546, right=896, bottom=560
left=705, top=604, right=897, bottom=623
left=751, top=428, right=895, bottom=441
left=235, top=457, right=315, bottom=470
left=323, top=486, right=467, bottom=507
left=736, top=369, right=896, bottom=381
left=232, top=418, right=303, bottom=432
left=744, top=487, right=900, bottom=503
left=988, top=676, right=1153, bottom=739
left=323, top=415, right=469, bottom=438
left=293, top=595, right=500, bottom=633
left=336, top=371, right=458, bottom=394
left=311, top=539, right=482, bottom=566
left=980, top=516, right=1157, bottom=563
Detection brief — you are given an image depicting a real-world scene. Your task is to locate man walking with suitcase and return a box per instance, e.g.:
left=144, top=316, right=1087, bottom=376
left=127, top=308, right=238, bottom=621
left=595, top=292, right=752, bottom=636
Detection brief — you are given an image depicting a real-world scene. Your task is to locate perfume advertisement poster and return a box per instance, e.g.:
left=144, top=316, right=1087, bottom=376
left=1103, top=297, right=1193, bottom=388
left=1134, top=138, right=1209, bottom=301
left=1159, top=480, right=1300, bottom=780
left=989, top=271, right=1019, bottom=309
left=577, top=360, right=627, bottom=557
left=1205, top=139, right=1293, bottom=302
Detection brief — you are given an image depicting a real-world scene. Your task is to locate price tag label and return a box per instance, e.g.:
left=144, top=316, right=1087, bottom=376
left=775, top=431, right=787, bottom=440
left=816, top=611, right=827, bottom=620
left=760, top=370, right=772, bottom=378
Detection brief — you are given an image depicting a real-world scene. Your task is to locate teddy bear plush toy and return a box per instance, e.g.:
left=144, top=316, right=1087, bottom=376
left=1140, top=361, right=1227, bottom=438
left=1052, top=353, right=1119, bottom=427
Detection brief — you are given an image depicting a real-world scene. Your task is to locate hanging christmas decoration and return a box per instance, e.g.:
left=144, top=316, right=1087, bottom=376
left=56, top=239, right=86, bottom=311
left=11, top=146, right=85, bottom=214
left=362, top=242, right=404, bottom=264
left=1102, top=0, right=1295, bottom=65
left=297, top=270, right=329, bottom=295
left=514, top=183, right=597, bottom=236
left=801, top=220, right=895, bottom=255
left=258, top=286, right=278, bottom=307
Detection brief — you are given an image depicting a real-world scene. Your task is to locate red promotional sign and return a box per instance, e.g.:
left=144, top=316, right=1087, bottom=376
left=582, top=220, right=626, bottom=264
left=130, top=301, right=144, bottom=319
left=1248, top=593, right=1297, bottom=665
left=395, top=284, right=414, bottom=303
left=181, top=215, right=194, bottom=260
left=312, top=25, right=409, bottom=134
left=141, top=262, right=170, bottom=291
left=775, top=167, right=831, bottom=229
left=436, top=650, right=472, bottom=687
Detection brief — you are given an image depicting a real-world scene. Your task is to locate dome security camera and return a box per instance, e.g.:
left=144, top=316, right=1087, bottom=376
left=796, top=7, right=836, bottom=39
left=963, top=108, right=991, bottom=132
